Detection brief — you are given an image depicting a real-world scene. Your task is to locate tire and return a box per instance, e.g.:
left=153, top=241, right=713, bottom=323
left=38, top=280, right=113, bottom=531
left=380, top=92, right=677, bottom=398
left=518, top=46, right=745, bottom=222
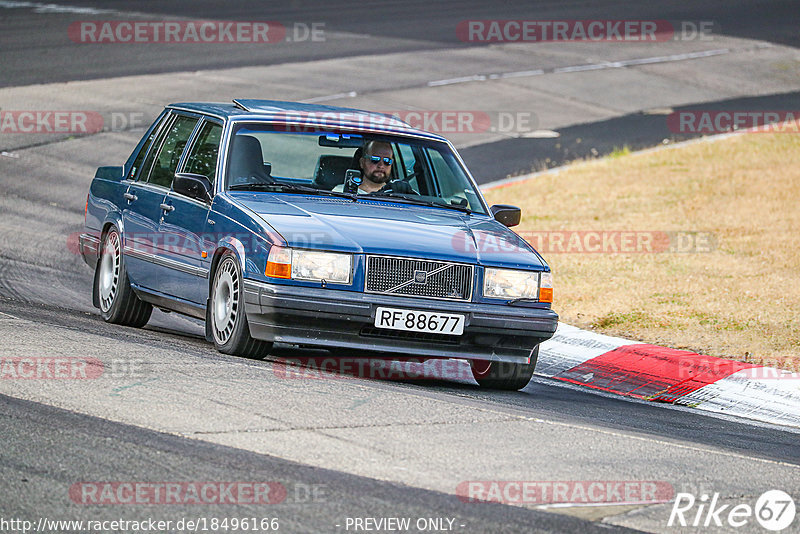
left=94, top=227, right=152, bottom=327
left=209, top=252, right=273, bottom=359
left=470, top=346, right=539, bottom=390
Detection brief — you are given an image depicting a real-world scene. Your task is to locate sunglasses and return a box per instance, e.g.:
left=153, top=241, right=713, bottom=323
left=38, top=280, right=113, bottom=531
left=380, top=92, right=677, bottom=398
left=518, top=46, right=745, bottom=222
left=365, top=155, right=393, bottom=165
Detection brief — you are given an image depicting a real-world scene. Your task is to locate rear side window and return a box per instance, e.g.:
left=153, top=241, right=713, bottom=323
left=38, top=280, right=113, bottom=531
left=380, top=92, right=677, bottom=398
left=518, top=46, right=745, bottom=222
left=183, top=121, right=222, bottom=184
left=147, top=116, right=199, bottom=188
left=128, top=114, right=169, bottom=181
left=139, top=115, right=174, bottom=185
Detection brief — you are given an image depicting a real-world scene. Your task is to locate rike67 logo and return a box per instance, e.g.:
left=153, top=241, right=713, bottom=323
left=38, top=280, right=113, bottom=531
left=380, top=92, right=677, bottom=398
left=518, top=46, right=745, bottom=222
left=668, top=490, right=796, bottom=531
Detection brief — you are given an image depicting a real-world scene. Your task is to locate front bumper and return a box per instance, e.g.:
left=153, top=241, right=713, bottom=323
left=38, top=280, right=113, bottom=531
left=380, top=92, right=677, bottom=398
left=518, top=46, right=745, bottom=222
left=244, top=279, right=558, bottom=365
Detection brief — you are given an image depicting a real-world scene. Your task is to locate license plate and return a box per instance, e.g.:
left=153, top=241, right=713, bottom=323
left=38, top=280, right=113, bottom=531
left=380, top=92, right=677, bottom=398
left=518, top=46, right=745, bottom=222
left=374, top=307, right=465, bottom=336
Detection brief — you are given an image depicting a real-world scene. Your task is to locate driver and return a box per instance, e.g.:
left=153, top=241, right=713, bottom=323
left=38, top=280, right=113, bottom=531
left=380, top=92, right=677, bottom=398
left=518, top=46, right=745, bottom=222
left=334, top=141, right=415, bottom=194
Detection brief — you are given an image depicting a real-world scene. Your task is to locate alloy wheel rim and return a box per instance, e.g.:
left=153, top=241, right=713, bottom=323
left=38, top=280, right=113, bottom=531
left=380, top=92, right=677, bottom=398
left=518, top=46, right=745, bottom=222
left=212, top=258, right=239, bottom=344
left=98, top=232, right=120, bottom=312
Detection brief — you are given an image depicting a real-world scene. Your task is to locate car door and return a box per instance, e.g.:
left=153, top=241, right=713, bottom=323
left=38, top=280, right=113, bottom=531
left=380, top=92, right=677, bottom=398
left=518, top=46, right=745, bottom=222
left=158, top=118, right=222, bottom=305
left=123, top=113, right=200, bottom=296
left=122, top=112, right=174, bottom=291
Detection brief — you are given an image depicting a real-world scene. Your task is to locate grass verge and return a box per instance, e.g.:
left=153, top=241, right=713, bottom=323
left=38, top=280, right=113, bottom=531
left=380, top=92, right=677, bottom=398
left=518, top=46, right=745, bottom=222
left=484, top=128, right=800, bottom=371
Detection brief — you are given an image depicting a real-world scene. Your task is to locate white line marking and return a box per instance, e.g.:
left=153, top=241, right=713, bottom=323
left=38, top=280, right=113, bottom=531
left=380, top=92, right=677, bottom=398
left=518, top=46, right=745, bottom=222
left=498, top=69, right=545, bottom=79
left=429, top=48, right=733, bottom=86
left=553, top=63, right=610, bottom=74
left=324, top=31, right=372, bottom=40
left=519, top=129, right=560, bottom=138
left=0, top=1, right=115, bottom=14
left=428, top=74, right=487, bottom=87
left=301, top=91, right=358, bottom=104
left=612, top=48, right=731, bottom=67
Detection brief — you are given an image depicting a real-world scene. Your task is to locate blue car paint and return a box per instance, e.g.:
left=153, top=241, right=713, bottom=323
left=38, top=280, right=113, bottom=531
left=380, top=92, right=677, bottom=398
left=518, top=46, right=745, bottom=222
left=81, top=99, right=557, bottom=363
left=236, top=194, right=544, bottom=265
left=158, top=192, right=213, bottom=304
left=122, top=182, right=168, bottom=292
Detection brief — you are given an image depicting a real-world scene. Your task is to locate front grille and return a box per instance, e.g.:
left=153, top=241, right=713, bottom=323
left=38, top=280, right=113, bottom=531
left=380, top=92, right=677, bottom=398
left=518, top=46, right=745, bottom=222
left=365, top=255, right=473, bottom=301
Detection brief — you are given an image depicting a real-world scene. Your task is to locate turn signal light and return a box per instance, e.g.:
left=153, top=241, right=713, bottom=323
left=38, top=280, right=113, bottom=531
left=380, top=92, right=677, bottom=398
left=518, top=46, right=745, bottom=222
left=265, top=247, right=292, bottom=279
left=539, top=271, right=554, bottom=303
left=539, top=287, right=553, bottom=303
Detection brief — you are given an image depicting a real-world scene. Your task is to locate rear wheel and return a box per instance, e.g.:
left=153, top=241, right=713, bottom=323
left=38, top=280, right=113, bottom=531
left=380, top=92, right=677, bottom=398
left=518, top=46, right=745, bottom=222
left=470, top=347, right=538, bottom=390
left=209, top=252, right=272, bottom=359
left=94, top=227, right=152, bottom=327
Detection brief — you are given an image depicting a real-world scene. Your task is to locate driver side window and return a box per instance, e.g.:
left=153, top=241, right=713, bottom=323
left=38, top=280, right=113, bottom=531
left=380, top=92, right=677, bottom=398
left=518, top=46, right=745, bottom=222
left=427, top=148, right=459, bottom=198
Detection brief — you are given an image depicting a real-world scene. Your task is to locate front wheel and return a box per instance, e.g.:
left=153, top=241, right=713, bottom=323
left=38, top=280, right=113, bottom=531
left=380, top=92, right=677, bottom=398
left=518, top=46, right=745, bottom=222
left=209, top=252, right=272, bottom=359
left=94, top=227, right=152, bottom=327
left=470, top=347, right=538, bottom=390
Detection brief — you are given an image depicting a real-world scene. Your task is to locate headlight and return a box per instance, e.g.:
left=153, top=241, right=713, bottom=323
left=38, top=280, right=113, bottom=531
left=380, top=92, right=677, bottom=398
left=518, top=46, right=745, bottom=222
left=265, top=247, right=352, bottom=284
left=483, top=268, right=552, bottom=302
left=292, top=249, right=352, bottom=283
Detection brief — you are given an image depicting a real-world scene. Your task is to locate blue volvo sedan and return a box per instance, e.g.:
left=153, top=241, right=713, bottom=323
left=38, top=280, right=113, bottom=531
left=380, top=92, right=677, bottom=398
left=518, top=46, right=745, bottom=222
left=79, top=100, right=557, bottom=390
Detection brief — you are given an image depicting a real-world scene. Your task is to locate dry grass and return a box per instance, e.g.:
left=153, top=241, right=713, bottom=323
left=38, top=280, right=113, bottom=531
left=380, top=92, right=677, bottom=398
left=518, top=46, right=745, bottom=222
left=484, top=129, right=800, bottom=370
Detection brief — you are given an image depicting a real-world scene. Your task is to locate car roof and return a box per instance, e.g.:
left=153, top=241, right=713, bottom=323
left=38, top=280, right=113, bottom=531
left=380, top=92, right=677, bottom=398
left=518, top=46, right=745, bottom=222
left=167, top=99, right=447, bottom=141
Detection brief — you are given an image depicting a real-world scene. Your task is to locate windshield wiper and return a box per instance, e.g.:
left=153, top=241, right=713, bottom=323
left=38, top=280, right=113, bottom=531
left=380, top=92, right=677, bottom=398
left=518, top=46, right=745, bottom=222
left=369, top=192, right=472, bottom=214
left=270, top=183, right=358, bottom=200
left=229, top=182, right=357, bottom=200
left=228, top=182, right=278, bottom=191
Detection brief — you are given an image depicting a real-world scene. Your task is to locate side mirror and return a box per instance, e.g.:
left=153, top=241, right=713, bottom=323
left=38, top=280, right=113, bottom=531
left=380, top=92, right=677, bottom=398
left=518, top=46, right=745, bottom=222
left=173, top=172, right=213, bottom=203
left=490, top=204, right=522, bottom=227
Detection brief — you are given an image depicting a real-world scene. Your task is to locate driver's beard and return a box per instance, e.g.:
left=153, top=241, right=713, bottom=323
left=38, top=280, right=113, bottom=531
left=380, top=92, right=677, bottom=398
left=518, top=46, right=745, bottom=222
left=367, top=170, right=392, bottom=184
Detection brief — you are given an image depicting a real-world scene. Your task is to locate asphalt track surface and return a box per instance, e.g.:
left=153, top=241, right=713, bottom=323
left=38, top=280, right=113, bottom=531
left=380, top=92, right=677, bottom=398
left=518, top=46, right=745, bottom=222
left=2, top=0, right=800, bottom=173
left=1, top=2, right=800, bottom=533
left=2, top=392, right=622, bottom=534
left=3, top=0, right=799, bottom=87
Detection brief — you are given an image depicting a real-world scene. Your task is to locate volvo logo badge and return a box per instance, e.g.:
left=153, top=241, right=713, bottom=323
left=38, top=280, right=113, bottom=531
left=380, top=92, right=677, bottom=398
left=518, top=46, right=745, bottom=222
left=413, top=270, right=427, bottom=284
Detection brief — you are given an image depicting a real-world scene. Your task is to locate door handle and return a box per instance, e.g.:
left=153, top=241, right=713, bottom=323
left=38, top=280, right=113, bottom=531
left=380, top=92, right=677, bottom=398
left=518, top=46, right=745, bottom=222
left=124, top=192, right=137, bottom=202
left=159, top=203, right=174, bottom=212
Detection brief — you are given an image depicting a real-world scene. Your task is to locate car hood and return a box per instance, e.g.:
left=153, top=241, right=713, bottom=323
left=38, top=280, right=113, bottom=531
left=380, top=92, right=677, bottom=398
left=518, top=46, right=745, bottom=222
left=235, top=193, right=547, bottom=270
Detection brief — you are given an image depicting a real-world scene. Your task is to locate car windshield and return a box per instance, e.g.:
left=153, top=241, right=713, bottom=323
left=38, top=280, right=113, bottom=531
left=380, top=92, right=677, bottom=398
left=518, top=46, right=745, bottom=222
left=225, top=124, right=487, bottom=215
